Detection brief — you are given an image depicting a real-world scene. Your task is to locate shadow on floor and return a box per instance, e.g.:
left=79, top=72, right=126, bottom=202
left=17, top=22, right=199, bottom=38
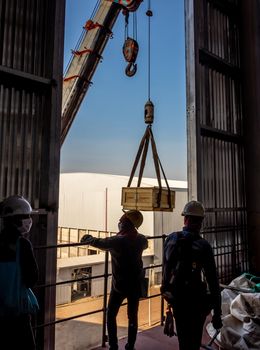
left=93, top=322, right=220, bottom=350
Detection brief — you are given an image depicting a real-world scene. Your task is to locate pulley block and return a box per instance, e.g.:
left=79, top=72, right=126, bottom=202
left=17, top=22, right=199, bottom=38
left=112, top=0, right=143, bottom=12
left=123, top=37, right=139, bottom=63
left=125, top=0, right=143, bottom=12
left=144, top=100, right=154, bottom=124
left=123, top=37, right=139, bottom=77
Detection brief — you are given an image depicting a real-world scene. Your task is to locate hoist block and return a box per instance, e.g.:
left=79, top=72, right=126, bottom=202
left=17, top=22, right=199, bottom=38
left=111, top=0, right=143, bottom=12
left=121, top=187, right=175, bottom=212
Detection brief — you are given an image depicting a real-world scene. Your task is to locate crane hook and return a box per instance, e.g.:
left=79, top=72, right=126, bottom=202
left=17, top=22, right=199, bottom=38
left=125, top=62, right=137, bottom=77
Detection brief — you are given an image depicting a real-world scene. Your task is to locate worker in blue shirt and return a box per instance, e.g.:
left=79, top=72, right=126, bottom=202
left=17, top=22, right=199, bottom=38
left=161, top=201, right=222, bottom=350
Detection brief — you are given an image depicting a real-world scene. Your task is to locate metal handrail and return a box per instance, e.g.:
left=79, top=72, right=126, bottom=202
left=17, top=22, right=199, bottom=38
left=33, top=234, right=166, bottom=348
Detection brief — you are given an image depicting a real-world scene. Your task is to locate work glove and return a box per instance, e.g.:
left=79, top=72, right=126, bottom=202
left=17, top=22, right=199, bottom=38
left=164, top=305, right=175, bottom=337
left=212, top=313, right=223, bottom=330
left=80, top=234, right=94, bottom=244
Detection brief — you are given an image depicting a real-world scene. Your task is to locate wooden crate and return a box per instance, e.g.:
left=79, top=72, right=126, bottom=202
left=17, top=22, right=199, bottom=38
left=121, top=187, right=175, bottom=212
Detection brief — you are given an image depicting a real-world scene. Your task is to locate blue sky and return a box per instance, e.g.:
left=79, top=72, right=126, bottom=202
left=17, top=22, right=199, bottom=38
left=60, top=0, right=187, bottom=181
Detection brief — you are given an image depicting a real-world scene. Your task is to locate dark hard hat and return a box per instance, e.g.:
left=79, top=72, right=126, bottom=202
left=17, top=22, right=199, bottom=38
left=121, top=210, right=143, bottom=228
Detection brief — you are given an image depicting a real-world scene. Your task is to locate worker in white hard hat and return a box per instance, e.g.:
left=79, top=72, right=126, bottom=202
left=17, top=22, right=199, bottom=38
left=0, top=195, right=39, bottom=350
left=80, top=209, right=148, bottom=350
left=161, top=200, right=222, bottom=350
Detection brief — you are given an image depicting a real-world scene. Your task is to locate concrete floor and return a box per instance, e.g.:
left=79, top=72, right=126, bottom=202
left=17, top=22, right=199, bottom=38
left=56, top=287, right=167, bottom=350
left=93, top=321, right=220, bottom=350
left=56, top=288, right=221, bottom=350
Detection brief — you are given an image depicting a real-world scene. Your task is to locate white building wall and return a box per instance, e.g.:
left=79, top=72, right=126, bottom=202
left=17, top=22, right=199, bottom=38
left=56, top=253, right=154, bottom=304
left=153, top=189, right=188, bottom=269
left=91, top=259, right=108, bottom=297
left=56, top=266, right=72, bottom=305
left=58, top=172, right=187, bottom=235
left=57, top=173, right=187, bottom=304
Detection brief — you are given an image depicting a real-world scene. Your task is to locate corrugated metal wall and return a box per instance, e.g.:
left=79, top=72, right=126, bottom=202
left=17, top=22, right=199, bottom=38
left=0, top=1, right=65, bottom=349
left=185, top=0, right=248, bottom=283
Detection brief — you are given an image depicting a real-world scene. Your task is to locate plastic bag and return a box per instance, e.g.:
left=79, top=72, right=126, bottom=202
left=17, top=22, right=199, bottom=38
left=213, top=274, right=260, bottom=350
left=244, top=273, right=260, bottom=292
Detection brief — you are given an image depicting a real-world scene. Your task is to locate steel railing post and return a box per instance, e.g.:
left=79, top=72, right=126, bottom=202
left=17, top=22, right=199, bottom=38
left=160, top=234, right=166, bottom=326
left=102, top=251, right=109, bottom=347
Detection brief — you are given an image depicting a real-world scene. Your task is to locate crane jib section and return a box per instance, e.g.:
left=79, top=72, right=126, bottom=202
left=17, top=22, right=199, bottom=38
left=61, top=0, right=142, bottom=145
left=61, top=0, right=121, bottom=145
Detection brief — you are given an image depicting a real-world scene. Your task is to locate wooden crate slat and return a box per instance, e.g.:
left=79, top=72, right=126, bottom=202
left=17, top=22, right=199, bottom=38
left=121, top=187, right=175, bottom=212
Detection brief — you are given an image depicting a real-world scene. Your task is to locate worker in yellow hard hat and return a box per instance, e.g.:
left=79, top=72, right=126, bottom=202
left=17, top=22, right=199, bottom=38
left=80, top=209, right=148, bottom=350
left=161, top=200, right=222, bottom=350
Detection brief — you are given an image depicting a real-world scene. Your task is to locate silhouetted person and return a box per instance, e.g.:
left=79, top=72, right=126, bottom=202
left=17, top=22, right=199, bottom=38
left=161, top=201, right=222, bottom=350
left=81, top=210, right=148, bottom=350
left=0, top=195, right=39, bottom=350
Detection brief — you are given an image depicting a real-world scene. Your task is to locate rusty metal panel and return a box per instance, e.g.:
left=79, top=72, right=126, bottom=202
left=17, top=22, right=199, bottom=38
left=185, top=0, right=248, bottom=282
left=0, top=0, right=65, bottom=349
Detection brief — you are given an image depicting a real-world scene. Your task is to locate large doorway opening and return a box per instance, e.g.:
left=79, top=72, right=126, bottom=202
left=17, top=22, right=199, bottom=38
left=56, top=1, right=187, bottom=349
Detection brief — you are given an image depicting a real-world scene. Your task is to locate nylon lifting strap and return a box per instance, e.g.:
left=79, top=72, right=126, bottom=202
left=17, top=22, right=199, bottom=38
left=126, top=0, right=172, bottom=209
left=127, top=125, right=172, bottom=208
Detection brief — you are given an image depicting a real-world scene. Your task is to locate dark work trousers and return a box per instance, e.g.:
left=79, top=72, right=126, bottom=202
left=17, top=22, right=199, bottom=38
left=0, top=314, right=36, bottom=350
left=173, top=303, right=207, bottom=350
left=107, top=289, right=139, bottom=350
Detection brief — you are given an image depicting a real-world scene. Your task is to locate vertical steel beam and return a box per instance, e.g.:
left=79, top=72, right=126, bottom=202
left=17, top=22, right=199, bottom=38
left=240, top=0, right=260, bottom=274
left=36, top=1, right=66, bottom=347
left=185, top=0, right=199, bottom=200
left=185, top=0, right=248, bottom=282
left=0, top=1, right=65, bottom=349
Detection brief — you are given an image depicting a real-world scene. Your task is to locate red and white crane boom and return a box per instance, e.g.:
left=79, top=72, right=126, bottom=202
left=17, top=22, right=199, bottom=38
left=61, top=0, right=142, bottom=145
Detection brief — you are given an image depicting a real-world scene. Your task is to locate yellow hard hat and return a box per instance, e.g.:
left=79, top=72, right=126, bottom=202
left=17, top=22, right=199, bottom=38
left=122, top=210, right=143, bottom=228
left=181, top=200, right=205, bottom=218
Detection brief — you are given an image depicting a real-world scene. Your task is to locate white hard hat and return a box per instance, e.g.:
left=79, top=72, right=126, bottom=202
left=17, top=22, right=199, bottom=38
left=0, top=195, right=38, bottom=217
left=182, top=200, right=205, bottom=218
